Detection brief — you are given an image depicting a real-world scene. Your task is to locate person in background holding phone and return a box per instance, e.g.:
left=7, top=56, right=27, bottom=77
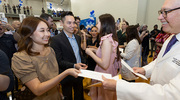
left=116, top=18, right=121, bottom=32
left=140, top=25, right=150, bottom=66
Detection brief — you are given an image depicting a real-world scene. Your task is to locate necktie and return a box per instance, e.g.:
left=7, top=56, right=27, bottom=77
left=163, top=35, right=178, bottom=56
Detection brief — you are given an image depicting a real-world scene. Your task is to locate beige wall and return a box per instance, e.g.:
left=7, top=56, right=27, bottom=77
left=137, top=0, right=148, bottom=25
left=71, top=0, right=165, bottom=30
left=146, top=0, right=165, bottom=31
left=71, top=0, right=139, bottom=25
left=0, top=0, right=166, bottom=30
left=0, top=0, right=70, bottom=15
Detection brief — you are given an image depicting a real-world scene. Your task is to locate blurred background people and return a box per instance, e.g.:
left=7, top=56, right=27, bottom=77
left=140, top=24, right=149, bottom=66
left=149, top=24, right=161, bottom=57
left=117, top=21, right=129, bottom=48
left=0, top=49, right=14, bottom=100
left=40, top=13, right=54, bottom=37
left=153, top=27, right=170, bottom=60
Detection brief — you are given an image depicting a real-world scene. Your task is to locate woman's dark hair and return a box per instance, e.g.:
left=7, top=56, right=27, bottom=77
left=126, top=25, right=141, bottom=44
left=74, top=16, right=80, bottom=21
left=18, top=17, right=50, bottom=56
left=91, top=26, right=98, bottom=31
left=98, top=14, right=120, bottom=61
left=124, top=21, right=129, bottom=26
left=80, top=25, right=85, bottom=30
left=40, top=13, right=52, bottom=21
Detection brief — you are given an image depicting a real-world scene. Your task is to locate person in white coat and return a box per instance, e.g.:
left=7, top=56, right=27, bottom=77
left=102, top=0, right=180, bottom=100
left=120, top=25, right=141, bottom=81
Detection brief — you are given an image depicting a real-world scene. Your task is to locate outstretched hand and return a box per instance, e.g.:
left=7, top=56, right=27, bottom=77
left=102, top=75, right=117, bottom=91
left=66, top=68, right=81, bottom=78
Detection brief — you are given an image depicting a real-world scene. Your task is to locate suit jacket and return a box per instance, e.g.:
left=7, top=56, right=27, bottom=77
left=116, top=34, right=180, bottom=100
left=50, top=31, right=85, bottom=73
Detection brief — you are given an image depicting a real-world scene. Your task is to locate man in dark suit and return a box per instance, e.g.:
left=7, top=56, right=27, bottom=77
left=50, top=11, right=87, bottom=100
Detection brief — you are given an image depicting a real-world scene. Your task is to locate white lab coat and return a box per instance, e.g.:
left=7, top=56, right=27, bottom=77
left=116, top=34, right=180, bottom=100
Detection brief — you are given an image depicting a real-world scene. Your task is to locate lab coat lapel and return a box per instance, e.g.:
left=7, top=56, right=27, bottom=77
left=156, top=35, right=180, bottom=63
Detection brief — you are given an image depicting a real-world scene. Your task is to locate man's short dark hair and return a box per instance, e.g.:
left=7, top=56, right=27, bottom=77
left=40, top=13, right=52, bottom=21
left=75, top=16, right=80, bottom=21
left=60, top=11, right=74, bottom=22
left=154, top=24, right=158, bottom=27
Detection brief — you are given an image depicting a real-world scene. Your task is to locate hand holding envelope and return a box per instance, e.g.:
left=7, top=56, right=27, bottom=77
left=121, top=60, right=148, bottom=80
left=78, top=69, right=122, bottom=87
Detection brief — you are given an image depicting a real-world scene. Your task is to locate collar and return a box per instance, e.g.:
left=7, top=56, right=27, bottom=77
left=64, top=31, right=75, bottom=39
left=175, top=33, right=180, bottom=42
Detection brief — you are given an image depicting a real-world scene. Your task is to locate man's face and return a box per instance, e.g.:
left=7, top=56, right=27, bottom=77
left=74, top=24, right=78, bottom=34
left=62, top=15, right=75, bottom=34
left=158, top=0, right=180, bottom=34
left=75, top=19, right=80, bottom=26
left=12, top=21, right=21, bottom=31
left=142, top=25, right=148, bottom=31
left=121, top=22, right=128, bottom=30
left=154, top=26, right=158, bottom=30
left=47, top=17, right=54, bottom=28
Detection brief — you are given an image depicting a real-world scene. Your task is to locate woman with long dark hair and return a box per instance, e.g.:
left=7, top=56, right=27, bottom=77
left=12, top=17, right=80, bottom=100
left=120, top=25, right=141, bottom=81
left=86, top=14, right=121, bottom=100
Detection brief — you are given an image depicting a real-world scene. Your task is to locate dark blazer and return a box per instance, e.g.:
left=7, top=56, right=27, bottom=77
left=50, top=31, right=86, bottom=73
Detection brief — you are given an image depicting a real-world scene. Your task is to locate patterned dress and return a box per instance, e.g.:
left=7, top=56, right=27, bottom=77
left=90, top=34, right=121, bottom=100
left=153, top=33, right=170, bottom=60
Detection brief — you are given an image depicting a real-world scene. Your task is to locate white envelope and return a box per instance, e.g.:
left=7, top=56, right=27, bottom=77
left=121, top=59, right=148, bottom=80
left=78, top=69, right=112, bottom=81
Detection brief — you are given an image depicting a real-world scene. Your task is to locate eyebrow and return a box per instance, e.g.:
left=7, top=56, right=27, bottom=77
left=39, top=27, right=49, bottom=30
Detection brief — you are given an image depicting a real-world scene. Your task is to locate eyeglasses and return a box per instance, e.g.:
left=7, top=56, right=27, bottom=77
left=158, top=7, right=180, bottom=18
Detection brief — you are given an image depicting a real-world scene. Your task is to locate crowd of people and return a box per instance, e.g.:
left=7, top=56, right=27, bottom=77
left=1, top=0, right=180, bottom=100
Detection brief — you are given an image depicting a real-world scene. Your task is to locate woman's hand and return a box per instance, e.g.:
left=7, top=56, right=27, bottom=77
left=66, top=68, right=81, bottom=78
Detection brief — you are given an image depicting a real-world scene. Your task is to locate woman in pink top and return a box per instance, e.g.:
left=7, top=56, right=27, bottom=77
left=86, top=14, right=121, bottom=100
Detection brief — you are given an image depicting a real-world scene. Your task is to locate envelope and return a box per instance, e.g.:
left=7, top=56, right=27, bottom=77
left=121, top=60, right=148, bottom=80
left=86, top=74, right=122, bottom=88
left=78, top=69, right=112, bottom=81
